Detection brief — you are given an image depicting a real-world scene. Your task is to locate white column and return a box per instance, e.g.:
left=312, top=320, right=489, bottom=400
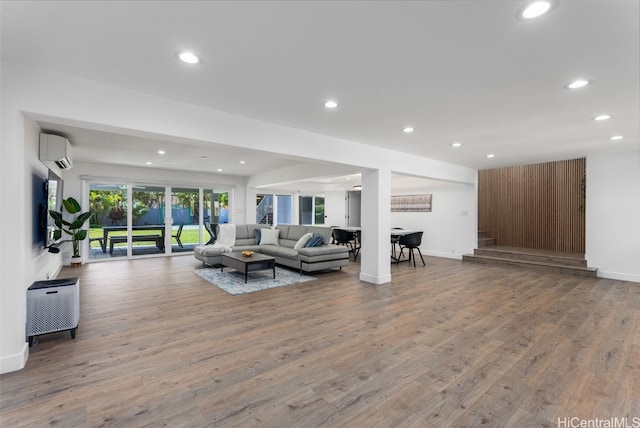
left=359, top=168, right=392, bottom=284
left=0, top=108, right=29, bottom=373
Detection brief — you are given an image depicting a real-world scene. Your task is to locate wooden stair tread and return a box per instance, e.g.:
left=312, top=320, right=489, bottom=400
left=463, top=244, right=597, bottom=277
left=474, top=247, right=586, bottom=266
left=463, top=254, right=596, bottom=272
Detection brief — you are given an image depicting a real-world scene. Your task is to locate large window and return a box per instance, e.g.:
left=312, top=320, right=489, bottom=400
left=257, top=194, right=292, bottom=225
left=299, top=195, right=324, bottom=225
left=314, top=196, right=325, bottom=225
left=276, top=195, right=293, bottom=224
left=256, top=194, right=273, bottom=225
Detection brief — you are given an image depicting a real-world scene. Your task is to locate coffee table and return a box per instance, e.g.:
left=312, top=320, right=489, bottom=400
left=220, top=252, right=276, bottom=283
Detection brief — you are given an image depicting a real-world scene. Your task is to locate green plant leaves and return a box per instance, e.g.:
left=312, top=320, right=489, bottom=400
left=50, top=197, right=93, bottom=256
left=62, top=197, right=82, bottom=214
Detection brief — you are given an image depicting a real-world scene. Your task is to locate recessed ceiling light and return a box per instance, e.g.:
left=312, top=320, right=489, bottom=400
left=566, top=79, right=590, bottom=89
left=217, top=168, right=223, bottom=172
left=158, top=150, right=166, bottom=155
left=240, top=160, right=246, bottom=164
left=179, top=52, right=200, bottom=64
left=593, top=115, right=611, bottom=121
left=610, top=135, right=623, bottom=141
left=201, top=156, right=208, bottom=160
left=324, top=100, right=338, bottom=109
left=485, top=154, right=495, bottom=158
left=519, top=1, right=553, bottom=20
left=402, top=127, right=414, bottom=133
left=451, top=142, right=462, bottom=148
left=145, top=161, right=152, bottom=165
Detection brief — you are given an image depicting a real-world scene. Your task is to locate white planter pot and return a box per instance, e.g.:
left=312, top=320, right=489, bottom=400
left=70, top=256, right=82, bottom=267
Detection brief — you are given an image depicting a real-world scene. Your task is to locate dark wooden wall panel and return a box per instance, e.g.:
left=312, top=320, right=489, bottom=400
left=478, top=158, right=585, bottom=253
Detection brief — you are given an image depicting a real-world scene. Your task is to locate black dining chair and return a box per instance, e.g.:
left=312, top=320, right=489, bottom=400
left=398, top=231, right=425, bottom=267
left=332, top=228, right=359, bottom=261
left=329, top=226, right=341, bottom=244
left=390, top=227, right=403, bottom=259
left=352, top=230, right=361, bottom=262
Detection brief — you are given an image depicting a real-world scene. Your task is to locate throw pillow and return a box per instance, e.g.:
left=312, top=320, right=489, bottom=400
left=304, top=234, right=324, bottom=248
left=259, top=228, right=279, bottom=245
left=294, top=232, right=314, bottom=250
left=254, top=228, right=262, bottom=243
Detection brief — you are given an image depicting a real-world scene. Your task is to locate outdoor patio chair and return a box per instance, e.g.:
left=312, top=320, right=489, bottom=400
left=172, top=224, right=184, bottom=248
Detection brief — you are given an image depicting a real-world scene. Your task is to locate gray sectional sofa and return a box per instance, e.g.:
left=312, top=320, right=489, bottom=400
left=194, top=224, right=350, bottom=273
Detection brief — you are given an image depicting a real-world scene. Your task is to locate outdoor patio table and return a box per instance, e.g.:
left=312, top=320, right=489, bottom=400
left=101, top=225, right=166, bottom=253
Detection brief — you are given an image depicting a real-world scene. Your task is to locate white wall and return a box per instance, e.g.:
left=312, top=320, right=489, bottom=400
left=586, top=150, right=640, bottom=282
left=390, top=177, right=477, bottom=259
left=25, top=119, right=65, bottom=280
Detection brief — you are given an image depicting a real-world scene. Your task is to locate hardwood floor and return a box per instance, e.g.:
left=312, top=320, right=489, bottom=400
left=1, top=255, right=638, bottom=427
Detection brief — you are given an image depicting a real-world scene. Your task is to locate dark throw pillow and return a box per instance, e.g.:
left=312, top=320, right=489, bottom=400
left=304, top=234, right=324, bottom=247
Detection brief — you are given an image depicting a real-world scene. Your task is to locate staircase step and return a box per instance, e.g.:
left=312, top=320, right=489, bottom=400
left=474, top=246, right=587, bottom=267
left=477, top=230, right=488, bottom=239
left=462, top=254, right=597, bottom=278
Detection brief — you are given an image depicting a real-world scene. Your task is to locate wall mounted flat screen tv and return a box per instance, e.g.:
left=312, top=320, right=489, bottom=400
left=45, top=169, right=64, bottom=248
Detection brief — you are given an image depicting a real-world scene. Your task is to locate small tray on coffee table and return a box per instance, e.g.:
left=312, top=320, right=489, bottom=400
left=220, top=252, right=276, bottom=283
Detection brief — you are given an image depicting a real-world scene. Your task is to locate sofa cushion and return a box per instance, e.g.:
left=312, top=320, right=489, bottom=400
left=285, top=225, right=308, bottom=241
left=272, top=246, right=299, bottom=261
left=194, top=245, right=223, bottom=257
left=235, top=225, right=251, bottom=240
left=297, top=244, right=349, bottom=258
left=259, top=244, right=279, bottom=256
left=259, top=228, right=279, bottom=245
left=294, top=232, right=313, bottom=249
left=276, top=224, right=290, bottom=239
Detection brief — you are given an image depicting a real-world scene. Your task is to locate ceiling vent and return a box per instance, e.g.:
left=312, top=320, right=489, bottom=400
left=39, top=133, right=73, bottom=169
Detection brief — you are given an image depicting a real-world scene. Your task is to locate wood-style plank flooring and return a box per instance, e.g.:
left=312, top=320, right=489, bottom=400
left=1, top=254, right=638, bottom=427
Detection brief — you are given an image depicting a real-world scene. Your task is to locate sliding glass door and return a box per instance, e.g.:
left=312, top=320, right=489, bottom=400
left=170, top=187, right=200, bottom=252
left=87, top=181, right=231, bottom=261
left=88, top=183, right=128, bottom=260
left=130, top=185, right=166, bottom=257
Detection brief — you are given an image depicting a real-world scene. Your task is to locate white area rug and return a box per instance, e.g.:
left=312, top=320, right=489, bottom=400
left=194, top=266, right=317, bottom=295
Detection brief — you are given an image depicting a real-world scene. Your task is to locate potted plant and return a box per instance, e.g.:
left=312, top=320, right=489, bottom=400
left=49, top=197, right=93, bottom=266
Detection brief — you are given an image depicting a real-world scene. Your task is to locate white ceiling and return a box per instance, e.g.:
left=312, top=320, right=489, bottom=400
left=2, top=1, right=638, bottom=183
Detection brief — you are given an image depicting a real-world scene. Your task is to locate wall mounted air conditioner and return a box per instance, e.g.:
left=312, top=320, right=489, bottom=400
left=39, top=133, right=73, bottom=169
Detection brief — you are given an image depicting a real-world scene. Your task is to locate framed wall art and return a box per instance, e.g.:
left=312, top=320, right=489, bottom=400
left=391, top=194, right=432, bottom=212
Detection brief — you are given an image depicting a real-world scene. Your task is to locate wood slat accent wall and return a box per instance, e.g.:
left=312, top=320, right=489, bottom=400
left=478, top=158, right=585, bottom=253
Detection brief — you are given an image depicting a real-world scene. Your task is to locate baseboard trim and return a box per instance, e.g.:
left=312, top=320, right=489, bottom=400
left=597, top=270, right=640, bottom=283
left=422, top=250, right=463, bottom=260
left=0, top=342, right=28, bottom=374
left=359, top=272, right=392, bottom=285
